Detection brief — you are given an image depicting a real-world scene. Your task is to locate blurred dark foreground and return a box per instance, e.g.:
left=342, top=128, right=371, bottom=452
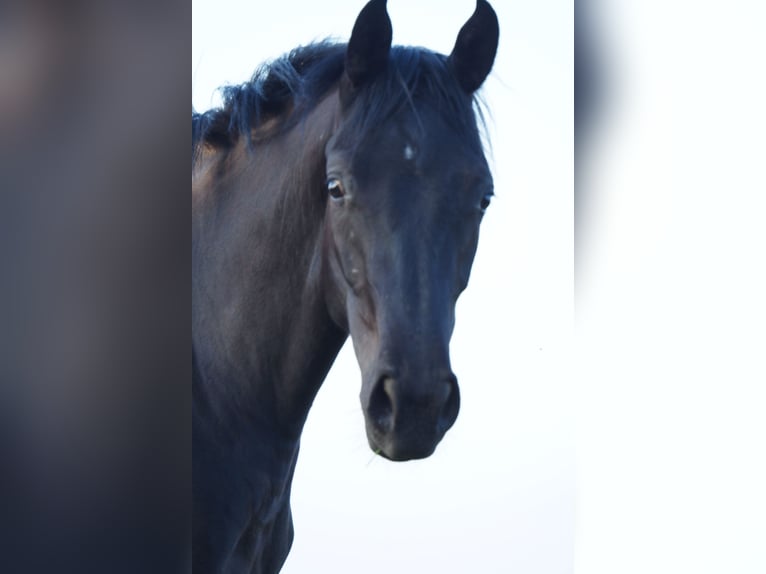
left=0, top=1, right=189, bottom=572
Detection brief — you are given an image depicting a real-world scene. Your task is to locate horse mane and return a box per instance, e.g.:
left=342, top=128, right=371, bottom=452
left=192, top=40, right=487, bottom=163
left=192, top=41, right=345, bottom=159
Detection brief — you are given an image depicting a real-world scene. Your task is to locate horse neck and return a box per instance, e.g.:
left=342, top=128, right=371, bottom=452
left=192, top=91, right=347, bottom=442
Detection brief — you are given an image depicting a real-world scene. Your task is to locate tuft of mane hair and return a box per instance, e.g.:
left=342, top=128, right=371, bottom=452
left=193, top=41, right=345, bottom=158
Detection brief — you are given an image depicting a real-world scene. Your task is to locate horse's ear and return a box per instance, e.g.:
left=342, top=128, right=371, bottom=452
left=449, top=0, right=499, bottom=93
left=344, top=0, right=392, bottom=90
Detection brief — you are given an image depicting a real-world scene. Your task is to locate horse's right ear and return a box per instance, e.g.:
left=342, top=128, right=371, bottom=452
left=343, top=0, right=392, bottom=98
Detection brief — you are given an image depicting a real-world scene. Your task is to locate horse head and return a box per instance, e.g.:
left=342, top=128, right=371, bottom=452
left=322, top=0, right=499, bottom=460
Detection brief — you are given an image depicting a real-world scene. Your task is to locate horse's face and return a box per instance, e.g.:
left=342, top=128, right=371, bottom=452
left=321, top=0, right=499, bottom=461
left=324, top=104, right=492, bottom=460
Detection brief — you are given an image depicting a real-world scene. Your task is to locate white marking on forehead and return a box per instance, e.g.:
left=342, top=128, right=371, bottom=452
left=403, top=143, right=415, bottom=161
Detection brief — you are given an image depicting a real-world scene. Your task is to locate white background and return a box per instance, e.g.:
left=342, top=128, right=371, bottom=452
left=193, top=1, right=574, bottom=572
left=576, top=2, right=766, bottom=573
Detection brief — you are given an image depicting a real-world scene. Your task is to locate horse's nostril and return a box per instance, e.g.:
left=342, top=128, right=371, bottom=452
left=368, top=376, right=395, bottom=433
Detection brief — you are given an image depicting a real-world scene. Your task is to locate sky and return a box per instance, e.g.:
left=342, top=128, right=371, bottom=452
left=193, top=1, right=574, bottom=572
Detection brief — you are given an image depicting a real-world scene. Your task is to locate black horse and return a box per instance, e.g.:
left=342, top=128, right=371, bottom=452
left=192, top=0, right=499, bottom=571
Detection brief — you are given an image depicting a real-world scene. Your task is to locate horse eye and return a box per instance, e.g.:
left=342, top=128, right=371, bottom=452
left=327, top=178, right=345, bottom=200
left=480, top=194, right=493, bottom=212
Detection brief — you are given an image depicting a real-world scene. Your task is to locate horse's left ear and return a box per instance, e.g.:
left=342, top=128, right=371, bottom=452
left=345, top=0, right=392, bottom=90
left=449, top=0, right=500, bottom=93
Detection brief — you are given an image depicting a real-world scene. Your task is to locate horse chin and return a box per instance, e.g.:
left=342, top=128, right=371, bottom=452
left=365, top=423, right=443, bottom=462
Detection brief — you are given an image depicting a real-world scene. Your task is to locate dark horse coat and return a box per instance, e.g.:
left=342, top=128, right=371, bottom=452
left=192, top=1, right=499, bottom=571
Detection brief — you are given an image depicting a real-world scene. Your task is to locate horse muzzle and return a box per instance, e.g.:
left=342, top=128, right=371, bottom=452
left=363, top=372, right=460, bottom=461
